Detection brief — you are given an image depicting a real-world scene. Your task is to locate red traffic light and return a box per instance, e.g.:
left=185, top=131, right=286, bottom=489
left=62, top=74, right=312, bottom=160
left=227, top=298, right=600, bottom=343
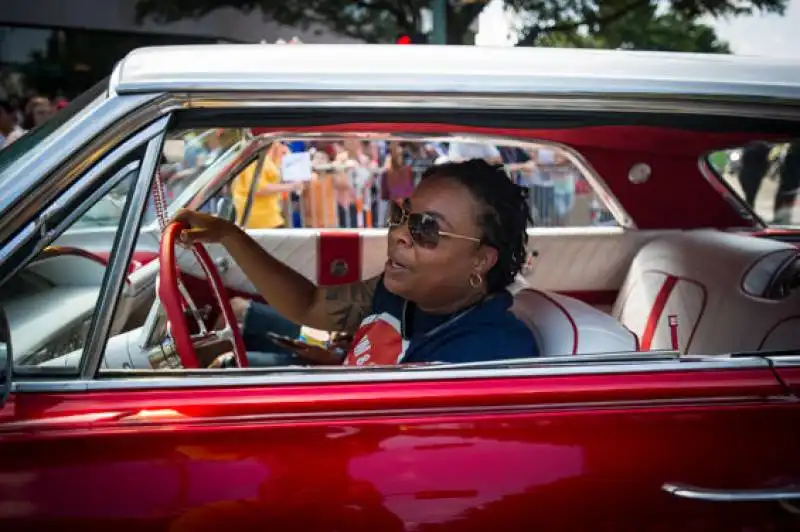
left=396, top=35, right=412, bottom=45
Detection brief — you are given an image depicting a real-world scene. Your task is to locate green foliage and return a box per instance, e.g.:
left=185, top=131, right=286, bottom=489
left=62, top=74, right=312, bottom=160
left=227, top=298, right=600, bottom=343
left=135, top=0, right=785, bottom=52
left=534, top=4, right=732, bottom=52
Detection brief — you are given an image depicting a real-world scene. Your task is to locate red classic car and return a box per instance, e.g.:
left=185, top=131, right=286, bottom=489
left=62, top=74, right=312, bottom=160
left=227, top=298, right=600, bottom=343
left=0, top=44, right=799, bottom=531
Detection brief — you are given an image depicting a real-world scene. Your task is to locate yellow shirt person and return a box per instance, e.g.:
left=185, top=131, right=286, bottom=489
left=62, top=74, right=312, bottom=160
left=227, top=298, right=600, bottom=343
left=232, top=142, right=301, bottom=229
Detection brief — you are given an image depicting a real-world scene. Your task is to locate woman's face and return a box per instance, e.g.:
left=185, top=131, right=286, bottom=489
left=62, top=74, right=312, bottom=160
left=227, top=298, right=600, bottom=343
left=384, top=176, right=498, bottom=312
left=32, top=99, right=53, bottom=126
left=268, top=142, right=289, bottom=163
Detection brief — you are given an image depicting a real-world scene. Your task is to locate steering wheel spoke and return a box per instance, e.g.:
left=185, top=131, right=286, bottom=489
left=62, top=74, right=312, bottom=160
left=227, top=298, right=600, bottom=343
left=159, top=222, right=248, bottom=369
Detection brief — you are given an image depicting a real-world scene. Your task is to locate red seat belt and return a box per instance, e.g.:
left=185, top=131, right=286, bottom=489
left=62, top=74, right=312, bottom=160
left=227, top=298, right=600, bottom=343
left=640, top=276, right=677, bottom=351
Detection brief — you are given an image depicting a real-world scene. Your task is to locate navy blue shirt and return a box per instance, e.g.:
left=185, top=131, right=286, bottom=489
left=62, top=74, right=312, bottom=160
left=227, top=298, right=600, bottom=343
left=343, top=278, right=538, bottom=366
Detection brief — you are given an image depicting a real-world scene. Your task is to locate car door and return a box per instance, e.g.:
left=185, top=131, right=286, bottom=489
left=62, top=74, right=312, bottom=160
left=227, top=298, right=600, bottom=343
left=2, top=355, right=799, bottom=531
left=1, top=106, right=798, bottom=532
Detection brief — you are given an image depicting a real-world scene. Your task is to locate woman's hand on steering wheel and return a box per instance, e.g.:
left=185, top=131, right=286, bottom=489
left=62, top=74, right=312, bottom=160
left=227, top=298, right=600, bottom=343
left=174, top=209, right=239, bottom=245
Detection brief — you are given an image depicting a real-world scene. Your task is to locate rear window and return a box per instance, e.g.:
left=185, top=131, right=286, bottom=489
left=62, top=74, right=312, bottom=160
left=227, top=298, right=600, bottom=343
left=706, top=139, right=800, bottom=227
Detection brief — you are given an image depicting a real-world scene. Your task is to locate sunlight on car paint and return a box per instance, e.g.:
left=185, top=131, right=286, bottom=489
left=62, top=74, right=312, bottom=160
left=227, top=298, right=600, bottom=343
left=126, top=408, right=187, bottom=421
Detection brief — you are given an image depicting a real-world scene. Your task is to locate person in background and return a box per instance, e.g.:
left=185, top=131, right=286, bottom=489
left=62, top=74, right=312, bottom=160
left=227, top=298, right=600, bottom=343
left=8, top=96, right=24, bottom=127
left=447, top=141, right=504, bottom=165
left=737, top=140, right=772, bottom=209
left=333, top=140, right=373, bottom=227
left=0, top=99, right=25, bottom=148
left=552, top=152, right=577, bottom=225
left=774, top=141, right=800, bottom=225
left=23, top=96, right=53, bottom=129
left=378, top=142, right=416, bottom=225
left=303, top=149, right=337, bottom=228
left=523, top=146, right=557, bottom=226
left=232, top=141, right=303, bottom=229
left=499, top=146, right=532, bottom=186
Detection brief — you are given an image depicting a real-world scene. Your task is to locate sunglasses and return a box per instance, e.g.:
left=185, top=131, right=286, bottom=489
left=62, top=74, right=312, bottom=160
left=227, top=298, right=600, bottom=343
left=388, top=199, right=481, bottom=248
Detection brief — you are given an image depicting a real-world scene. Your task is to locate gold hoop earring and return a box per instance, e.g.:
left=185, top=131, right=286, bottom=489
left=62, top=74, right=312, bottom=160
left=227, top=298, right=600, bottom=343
left=469, top=273, right=483, bottom=289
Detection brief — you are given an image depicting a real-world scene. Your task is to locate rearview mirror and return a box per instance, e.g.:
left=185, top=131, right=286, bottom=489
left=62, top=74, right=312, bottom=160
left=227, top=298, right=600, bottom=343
left=0, top=307, right=12, bottom=407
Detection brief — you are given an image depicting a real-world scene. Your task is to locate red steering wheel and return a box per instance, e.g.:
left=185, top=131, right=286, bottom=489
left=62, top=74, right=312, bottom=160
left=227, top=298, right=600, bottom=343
left=158, top=221, right=248, bottom=369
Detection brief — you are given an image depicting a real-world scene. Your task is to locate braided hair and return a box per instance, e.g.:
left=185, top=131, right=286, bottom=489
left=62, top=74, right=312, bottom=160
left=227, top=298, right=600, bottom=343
left=422, top=159, right=532, bottom=293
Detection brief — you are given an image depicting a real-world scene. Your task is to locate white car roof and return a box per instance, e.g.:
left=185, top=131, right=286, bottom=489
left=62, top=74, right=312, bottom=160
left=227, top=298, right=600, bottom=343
left=111, top=44, right=800, bottom=100
left=111, top=44, right=800, bottom=102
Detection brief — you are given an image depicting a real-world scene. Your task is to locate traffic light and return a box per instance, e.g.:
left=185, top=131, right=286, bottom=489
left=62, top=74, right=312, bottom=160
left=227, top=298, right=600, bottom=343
left=396, top=32, right=427, bottom=44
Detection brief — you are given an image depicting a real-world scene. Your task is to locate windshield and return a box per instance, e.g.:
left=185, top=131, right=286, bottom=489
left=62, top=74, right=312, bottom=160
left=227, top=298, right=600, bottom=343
left=0, top=78, right=109, bottom=185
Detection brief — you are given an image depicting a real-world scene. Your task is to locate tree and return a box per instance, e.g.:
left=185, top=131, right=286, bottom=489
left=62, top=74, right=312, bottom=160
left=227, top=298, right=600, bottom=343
left=135, top=0, right=784, bottom=50
left=534, top=3, right=732, bottom=52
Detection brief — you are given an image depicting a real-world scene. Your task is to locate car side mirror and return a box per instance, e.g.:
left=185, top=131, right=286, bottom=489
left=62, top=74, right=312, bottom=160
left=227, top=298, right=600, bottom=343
left=0, top=307, right=12, bottom=407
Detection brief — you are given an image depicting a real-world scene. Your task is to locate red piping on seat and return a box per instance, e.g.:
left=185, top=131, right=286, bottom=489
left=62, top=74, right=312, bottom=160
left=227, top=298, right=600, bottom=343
left=528, top=289, right=579, bottom=355
left=640, top=276, right=677, bottom=351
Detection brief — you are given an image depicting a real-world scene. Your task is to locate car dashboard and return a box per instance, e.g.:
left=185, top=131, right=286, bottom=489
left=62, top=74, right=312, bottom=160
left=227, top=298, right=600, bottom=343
left=1, top=251, right=112, bottom=366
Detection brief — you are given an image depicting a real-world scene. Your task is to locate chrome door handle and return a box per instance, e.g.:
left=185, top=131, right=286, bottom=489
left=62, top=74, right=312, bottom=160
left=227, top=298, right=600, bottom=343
left=663, top=482, right=800, bottom=502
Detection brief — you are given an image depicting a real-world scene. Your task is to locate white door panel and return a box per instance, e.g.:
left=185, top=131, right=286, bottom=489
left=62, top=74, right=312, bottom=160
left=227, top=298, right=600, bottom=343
left=180, top=228, right=672, bottom=297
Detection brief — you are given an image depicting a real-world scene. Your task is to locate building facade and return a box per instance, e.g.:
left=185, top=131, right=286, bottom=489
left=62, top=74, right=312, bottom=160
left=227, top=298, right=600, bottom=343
left=1, top=0, right=360, bottom=99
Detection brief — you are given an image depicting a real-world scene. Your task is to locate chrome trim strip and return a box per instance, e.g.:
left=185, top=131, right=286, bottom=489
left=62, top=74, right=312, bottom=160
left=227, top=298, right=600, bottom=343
left=663, top=483, right=800, bottom=502
left=180, top=92, right=800, bottom=121
left=13, top=356, right=771, bottom=393
left=3, top=396, right=786, bottom=432
left=0, top=93, right=176, bottom=247
left=697, top=156, right=767, bottom=230
left=769, top=356, right=800, bottom=368
left=79, top=121, right=169, bottom=379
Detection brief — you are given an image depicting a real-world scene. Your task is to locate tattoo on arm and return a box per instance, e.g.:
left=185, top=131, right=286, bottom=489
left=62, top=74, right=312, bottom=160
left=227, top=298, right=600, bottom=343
left=324, top=279, right=378, bottom=332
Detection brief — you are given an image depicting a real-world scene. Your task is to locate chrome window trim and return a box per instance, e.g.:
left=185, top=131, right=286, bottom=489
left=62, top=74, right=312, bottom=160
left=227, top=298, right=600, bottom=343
left=0, top=93, right=177, bottom=246
left=79, top=122, right=168, bottom=379
left=0, top=161, right=139, bottom=289
left=181, top=92, right=800, bottom=121
left=11, top=355, right=772, bottom=393
left=697, top=156, right=768, bottom=230
left=0, top=119, right=167, bottom=287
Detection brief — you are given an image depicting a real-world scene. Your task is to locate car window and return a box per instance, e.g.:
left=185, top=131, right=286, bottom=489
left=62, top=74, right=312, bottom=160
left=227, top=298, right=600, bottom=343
left=195, top=138, right=619, bottom=230
left=0, top=155, right=142, bottom=371
left=706, top=139, right=800, bottom=227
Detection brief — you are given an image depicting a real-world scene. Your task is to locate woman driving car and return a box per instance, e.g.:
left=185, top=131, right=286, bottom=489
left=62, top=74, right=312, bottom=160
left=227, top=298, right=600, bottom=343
left=176, top=159, right=538, bottom=366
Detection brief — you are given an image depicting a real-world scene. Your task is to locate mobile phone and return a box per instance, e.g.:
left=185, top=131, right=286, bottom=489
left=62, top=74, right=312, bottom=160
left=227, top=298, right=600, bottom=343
left=267, top=332, right=312, bottom=349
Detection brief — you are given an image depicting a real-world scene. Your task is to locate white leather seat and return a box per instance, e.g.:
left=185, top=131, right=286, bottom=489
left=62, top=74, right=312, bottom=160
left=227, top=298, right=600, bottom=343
left=509, top=281, right=639, bottom=357
left=613, top=230, right=800, bottom=355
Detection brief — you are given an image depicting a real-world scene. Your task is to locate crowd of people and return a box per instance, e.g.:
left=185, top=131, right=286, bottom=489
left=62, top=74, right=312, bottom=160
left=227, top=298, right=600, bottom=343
left=166, top=131, right=593, bottom=231
left=0, top=93, right=65, bottom=148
